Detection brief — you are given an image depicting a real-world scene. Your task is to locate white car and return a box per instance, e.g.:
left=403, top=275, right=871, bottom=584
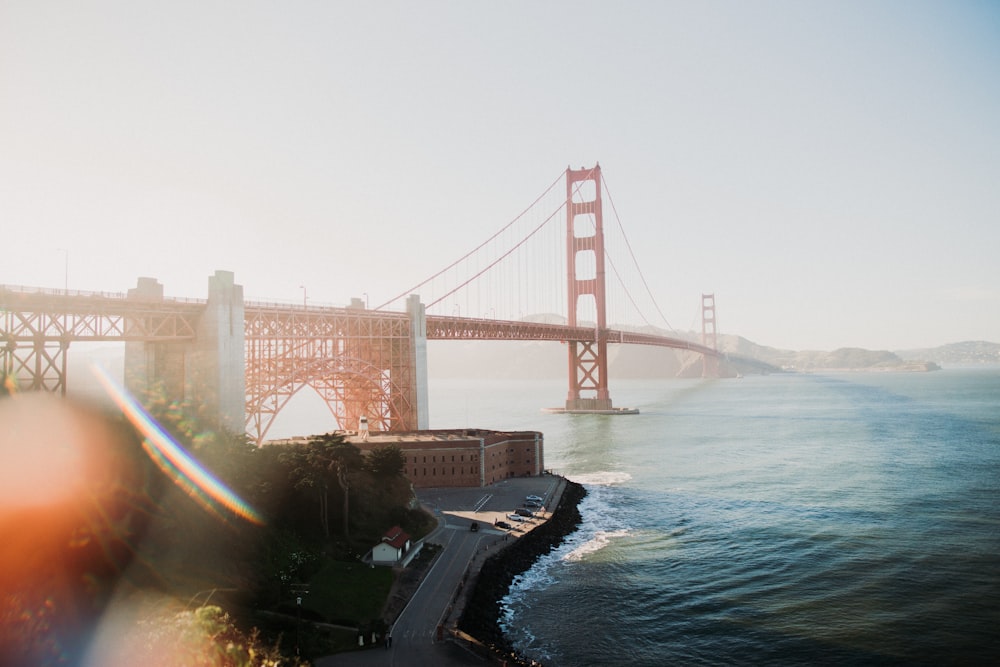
left=526, top=495, right=543, bottom=502
left=507, top=514, right=526, bottom=522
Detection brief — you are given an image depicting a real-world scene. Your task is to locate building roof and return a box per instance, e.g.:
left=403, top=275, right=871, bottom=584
left=381, top=525, right=410, bottom=549
left=265, top=428, right=540, bottom=448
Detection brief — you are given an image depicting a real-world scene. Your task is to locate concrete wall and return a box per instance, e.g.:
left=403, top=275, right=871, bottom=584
left=124, top=277, right=188, bottom=402
left=407, top=294, right=429, bottom=429
left=189, top=270, right=246, bottom=433
left=124, top=271, right=245, bottom=434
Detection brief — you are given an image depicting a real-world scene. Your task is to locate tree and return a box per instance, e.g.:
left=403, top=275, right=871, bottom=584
left=365, top=445, right=406, bottom=478
left=284, top=434, right=364, bottom=539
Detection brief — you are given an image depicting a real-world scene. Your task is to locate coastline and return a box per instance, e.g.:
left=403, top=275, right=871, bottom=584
left=456, top=479, right=587, bottom=666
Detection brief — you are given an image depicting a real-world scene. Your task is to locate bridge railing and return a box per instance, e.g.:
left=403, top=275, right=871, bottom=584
left=423, top=316, right=722, bottom=358
left=245, top=298, right=353, bottom=312
left=0, top=284, right=208, bottom=305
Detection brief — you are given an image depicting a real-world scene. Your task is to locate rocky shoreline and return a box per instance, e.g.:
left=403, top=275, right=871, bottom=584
left=457, top=479, right=587, bottom=666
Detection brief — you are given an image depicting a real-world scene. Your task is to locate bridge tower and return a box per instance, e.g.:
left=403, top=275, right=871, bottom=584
left=564, top=164, right=615, bottom=411
left=701, top=293, right=719, bottom=377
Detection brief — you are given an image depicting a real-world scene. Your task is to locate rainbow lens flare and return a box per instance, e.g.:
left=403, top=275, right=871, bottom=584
left=92, top=365, right=263, bottom=526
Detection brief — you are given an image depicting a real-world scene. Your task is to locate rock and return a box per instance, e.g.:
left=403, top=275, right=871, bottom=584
left=458, top=480, right=587, bottom=666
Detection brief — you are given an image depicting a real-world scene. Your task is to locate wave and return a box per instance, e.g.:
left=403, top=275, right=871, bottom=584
left=504, top=474, right=633, bottom=603
left=500, top=475, right=634, bottom=660
left=568, top=470, right=632, bottom=486
left=563, top=528, right=629, bottom=562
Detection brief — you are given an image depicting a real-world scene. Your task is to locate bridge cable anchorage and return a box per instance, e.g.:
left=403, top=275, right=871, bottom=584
left=601, top=173, right=676, bottom=333
left=373, top=169, right=565, bottom=312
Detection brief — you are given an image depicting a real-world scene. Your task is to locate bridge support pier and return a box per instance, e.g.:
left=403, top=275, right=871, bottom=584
left=125, top=277, right=186, bottom=403
left=125, top=271, right=246, bottom=433
left=192, top=271, right=246, bottom=433
left=407, top=294, right=430, bottom=430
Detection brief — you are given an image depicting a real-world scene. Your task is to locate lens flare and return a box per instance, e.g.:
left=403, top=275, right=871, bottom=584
left=91, top=365, right=263, bottom=526
left=0, top=394, right=85, bottom=509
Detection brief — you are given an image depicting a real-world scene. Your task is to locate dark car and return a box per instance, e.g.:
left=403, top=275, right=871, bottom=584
left=515, top=508, right=534, bottom=518
left=495, top=520, right=512, bottom=530
left=470, top=521, right=479, bottom=532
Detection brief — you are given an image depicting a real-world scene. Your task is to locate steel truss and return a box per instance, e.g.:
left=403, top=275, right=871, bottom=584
left=1, top=287, right=200, bottom=394
left=244, top=305, right=416, bottom=444
left=426, top=316, right=596, bottom=341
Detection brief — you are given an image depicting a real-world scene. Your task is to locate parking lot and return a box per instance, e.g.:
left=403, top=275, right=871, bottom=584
left=415, top=475, right=564, bottom=536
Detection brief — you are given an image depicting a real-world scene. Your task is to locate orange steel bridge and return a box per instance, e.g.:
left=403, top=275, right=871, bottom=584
left=2, top=164, right=730, bottom=444
left=1, top=285, right=722, bottom=444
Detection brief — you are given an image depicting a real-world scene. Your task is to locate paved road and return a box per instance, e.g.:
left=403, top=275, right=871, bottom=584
left=315, top=476, right=564, bottom=667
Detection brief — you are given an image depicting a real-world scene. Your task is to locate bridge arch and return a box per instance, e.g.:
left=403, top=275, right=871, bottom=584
left=245, top=354, right=414, bottom=445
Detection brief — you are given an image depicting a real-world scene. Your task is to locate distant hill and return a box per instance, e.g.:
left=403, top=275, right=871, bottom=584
left=895, top=341, right=1000, bottom=366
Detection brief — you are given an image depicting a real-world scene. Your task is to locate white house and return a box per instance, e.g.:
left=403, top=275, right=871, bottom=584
left=371, top=525, right=411, bottom=565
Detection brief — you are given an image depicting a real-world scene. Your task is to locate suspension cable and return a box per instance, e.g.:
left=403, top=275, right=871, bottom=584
left=374, top=170, right=566, bottom=311
left=426, top=199, right=568, bottom=310
left=601, top=173, right=676, bottom=332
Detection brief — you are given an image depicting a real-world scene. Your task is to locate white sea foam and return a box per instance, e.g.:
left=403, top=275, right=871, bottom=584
left=568, top=470, right=632, bottom=486
left=501, top=470, right=635, bottom=639
left=562, top=528, right=630, bottom=562
left=556, top=481, right=631, bottom=561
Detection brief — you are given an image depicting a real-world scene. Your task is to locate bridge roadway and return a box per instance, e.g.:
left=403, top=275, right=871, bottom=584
left=0, top=285, right=719, bottom=355
left=425, top=314, right=721, bottom=357
left=3, top=284, right=749, bottom=440
left=316, top=476, right=567, bottom=667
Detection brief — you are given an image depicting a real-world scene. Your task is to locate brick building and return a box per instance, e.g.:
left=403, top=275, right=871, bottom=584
left=348, top=428, right=545, bottom=488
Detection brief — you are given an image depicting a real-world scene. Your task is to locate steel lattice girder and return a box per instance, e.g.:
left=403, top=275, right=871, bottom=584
left=1, top=289, right=201, bottom=342
left=2, top=288, right=201, bottom=395
left=2, top=338, right=67, bottom=393
left=426, top=316, right=596, bottom=341
left=571, top=340, right=603, bottom=393
left=244, top=306, right=416, bottom=443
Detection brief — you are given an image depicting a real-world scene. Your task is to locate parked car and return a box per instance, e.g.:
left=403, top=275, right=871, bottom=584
left=526, top=495, right=543, bottom=502
left=470, top=521, right=479, bottom=532
left=524, top=500, right=543, bottom=508
left=495, top=520, right=512, bottom=530
left=507, top=514, right=525, bottom=522
left=515, top=508, right=534, bottom=518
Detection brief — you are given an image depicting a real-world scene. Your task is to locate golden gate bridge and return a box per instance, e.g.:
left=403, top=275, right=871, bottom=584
left=2, top=164, right=748, bottom=444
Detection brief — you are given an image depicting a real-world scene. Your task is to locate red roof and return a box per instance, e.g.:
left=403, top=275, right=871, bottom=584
left=382, top=525, right=410, bottom=549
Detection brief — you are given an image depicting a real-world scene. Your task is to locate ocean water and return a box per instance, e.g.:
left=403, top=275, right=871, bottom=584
left=427, top=369, right=1000, bottom=666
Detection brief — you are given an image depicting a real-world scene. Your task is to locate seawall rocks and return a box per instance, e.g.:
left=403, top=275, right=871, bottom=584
left=458, top=479, right=587, bottom=666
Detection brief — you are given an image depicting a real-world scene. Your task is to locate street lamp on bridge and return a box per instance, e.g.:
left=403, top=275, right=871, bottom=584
left=58, top=248, right=68, bottom=293
left=299, top=285, right=307, bottom=308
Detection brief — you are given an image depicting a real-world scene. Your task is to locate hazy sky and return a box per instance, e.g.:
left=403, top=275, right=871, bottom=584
left=2, top=1, right=998, bottom=351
